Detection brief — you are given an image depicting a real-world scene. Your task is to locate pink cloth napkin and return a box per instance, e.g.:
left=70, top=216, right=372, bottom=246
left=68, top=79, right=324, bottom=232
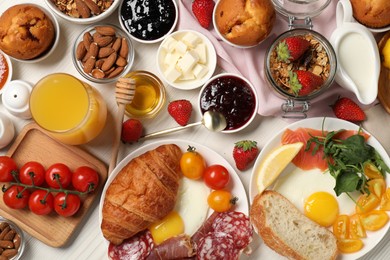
left=177, top=0, right=364, bottom=117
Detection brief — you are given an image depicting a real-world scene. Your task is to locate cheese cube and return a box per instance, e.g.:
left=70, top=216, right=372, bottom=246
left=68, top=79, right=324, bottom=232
left=179, top=71, right=196, bottom=81
left=164, top=51, right=182, bottom=67
left=193, top=63, right=209, bottom=79
left=162, top=37, right=178, bottom=52
left=164, top=64, right=182, bottom=82
left=194, top=43, right=207, bottom=64
left=174, top=40, right=188, bottom=54
left=181, top=32, right=201, bottom=48
left=177, top=50, right=199, bottom=74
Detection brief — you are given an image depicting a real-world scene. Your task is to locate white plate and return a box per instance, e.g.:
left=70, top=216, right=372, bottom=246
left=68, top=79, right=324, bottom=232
left=99, top=139, right=249, bottom=241
left=156, top=30, right=217, bottom=90
left=249, top=117, right=390, bottom=260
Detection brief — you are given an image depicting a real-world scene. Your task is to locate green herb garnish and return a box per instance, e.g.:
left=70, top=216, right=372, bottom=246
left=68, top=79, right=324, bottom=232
left=306, top=121, right=390, bottom=197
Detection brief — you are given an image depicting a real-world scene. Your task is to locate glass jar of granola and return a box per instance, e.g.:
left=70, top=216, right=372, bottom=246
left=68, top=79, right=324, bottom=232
left=264, top=0, right=337, bottom=118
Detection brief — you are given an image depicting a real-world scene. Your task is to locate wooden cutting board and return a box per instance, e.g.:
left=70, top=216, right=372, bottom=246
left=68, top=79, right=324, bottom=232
left=1, top=123, right=107, bottom=247
left=378, top=31, right=390, bottom=114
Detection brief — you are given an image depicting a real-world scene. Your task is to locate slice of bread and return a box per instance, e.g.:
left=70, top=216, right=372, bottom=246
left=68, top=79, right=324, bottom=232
left=250, top=190, right=338, bottom=260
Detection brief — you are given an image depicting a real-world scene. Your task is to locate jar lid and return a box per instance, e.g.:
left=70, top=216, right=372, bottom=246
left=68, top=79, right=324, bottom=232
left=272, top=0, right=332, bottom=19
left=1, top=80, right=33, bottom=119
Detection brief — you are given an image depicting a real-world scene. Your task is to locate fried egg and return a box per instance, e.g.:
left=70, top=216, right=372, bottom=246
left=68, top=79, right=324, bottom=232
left=273, top=168, right=360, bottom=227
left=149, top=177, right=210, bottom=244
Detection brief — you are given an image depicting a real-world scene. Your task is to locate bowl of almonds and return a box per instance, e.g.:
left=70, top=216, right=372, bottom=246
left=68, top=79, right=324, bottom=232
left=72, top=24, right=134, bottom=83
left=0, top=217, right=24, bottom=260
left=44, top=0, right=119, bottom=24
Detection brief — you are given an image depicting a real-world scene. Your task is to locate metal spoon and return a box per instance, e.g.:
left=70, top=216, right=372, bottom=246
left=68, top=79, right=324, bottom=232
left=140, top=110, right=227, bottom=140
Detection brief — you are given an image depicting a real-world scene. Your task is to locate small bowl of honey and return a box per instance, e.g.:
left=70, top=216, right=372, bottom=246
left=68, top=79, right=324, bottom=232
left=123, top=71, right=166, bottom=118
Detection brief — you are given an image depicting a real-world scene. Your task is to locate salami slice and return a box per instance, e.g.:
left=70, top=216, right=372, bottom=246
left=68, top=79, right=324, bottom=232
left=196, top=232, right=238, bottom=260
left=211, top=211, right=253, bottom=250
left=108, top=229, right=154, bottom=260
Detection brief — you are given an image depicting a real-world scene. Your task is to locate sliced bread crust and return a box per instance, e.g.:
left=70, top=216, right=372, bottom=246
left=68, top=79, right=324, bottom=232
left=250, top=190, right=338, bottom=260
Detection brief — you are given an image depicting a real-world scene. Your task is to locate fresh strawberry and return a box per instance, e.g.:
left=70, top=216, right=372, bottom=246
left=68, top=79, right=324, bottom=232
left=289, top=70, right=323, bottom=96
left=121, top=119, right=143, bottom=143
left=168, top=99, right=192, bottom=126
left=276, top=36, right=311, bottom=61
left=192, top=0, right=215, bottom=29
left=233, top=140, right=259, bottom=171
left=332, top=97, right=366, bottom=122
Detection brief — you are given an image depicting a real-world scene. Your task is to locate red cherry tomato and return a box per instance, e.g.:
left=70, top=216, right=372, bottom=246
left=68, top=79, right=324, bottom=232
left=19, top=161, right=46, bottom=186
left=3, top=185, right=30, bottom=209
left=45, top=163, right=72, bottom=189
left=54, top=192, right=81, bottom=217
left=0, top=156, right=18, bottom=182
left=28, top=190, right=54, bottom=215
left=72, top=166, right=99, bottom=193
left=203, top=164, right=230, bottom=190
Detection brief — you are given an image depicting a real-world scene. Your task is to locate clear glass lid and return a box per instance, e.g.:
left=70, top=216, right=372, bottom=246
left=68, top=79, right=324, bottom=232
left=272, top=0, right=332, bottom=19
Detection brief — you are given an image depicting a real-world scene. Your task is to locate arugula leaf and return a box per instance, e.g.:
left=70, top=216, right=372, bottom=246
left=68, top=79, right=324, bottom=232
left=334, top=168, right=363, bottom=196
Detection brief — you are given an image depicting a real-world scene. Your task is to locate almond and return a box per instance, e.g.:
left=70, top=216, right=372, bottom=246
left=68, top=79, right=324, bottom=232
left=112, top=37, right=122, bottom=52
left=101, top=52, right=117, bottom=71
left=95, top=59, right=105, bottom=69
left=95, top=26, right=116, bottom=36
left=95, top=36, right=113, bottom=47
left=107, top=67, right=124, bottom=78
left=91, top=69, right=105, bottom=79
left=89, top=42, right=99, bottom=58
left=116, top=56, right=127, bottom=67
left=75, top=0, right=91, bottom=18
left=98, top=47, right=115, bottom=58
left=83, top=32, right=93, bottom=51
left=84, top=56, right=96, bottom=74
left=93, top=32, right=102, bottom=42
left=84, top=0, right=101, bottom=15
left=119, top=38, right=129, bottom=58
left=76, top=41, right=87, bottom=60
left=105, top=66, right=116, bottom=75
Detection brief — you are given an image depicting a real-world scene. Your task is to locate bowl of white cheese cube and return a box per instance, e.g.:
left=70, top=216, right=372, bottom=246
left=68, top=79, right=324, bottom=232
left=156, top=30, right=217, bottom=90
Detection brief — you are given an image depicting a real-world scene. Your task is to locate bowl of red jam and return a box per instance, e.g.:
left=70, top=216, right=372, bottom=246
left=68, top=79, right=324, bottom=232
left=198, top=73, right=258, bottom=133
left=119, top=0, right=178, bottom=44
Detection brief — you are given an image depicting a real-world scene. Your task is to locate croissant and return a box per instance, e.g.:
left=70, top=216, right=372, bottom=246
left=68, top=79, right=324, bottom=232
left=101, top=144, right=183, bottom=245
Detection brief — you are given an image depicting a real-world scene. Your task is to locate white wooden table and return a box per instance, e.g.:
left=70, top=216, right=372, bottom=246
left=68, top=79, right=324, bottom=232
left=1, top=1, right=390, bottom=259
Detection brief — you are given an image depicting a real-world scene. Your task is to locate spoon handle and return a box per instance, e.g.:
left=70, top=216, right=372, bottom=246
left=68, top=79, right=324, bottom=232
left=140, top=121, right=202, bottom=140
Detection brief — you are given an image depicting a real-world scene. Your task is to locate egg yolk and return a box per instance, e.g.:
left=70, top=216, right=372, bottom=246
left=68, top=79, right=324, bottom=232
left=149, top=211, right=184, bottom=245
left=304, top=191, right=339, bottom=227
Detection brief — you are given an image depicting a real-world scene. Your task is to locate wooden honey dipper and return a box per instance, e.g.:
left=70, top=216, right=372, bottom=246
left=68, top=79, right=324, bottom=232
left=108, top=77, right=136, bottom=174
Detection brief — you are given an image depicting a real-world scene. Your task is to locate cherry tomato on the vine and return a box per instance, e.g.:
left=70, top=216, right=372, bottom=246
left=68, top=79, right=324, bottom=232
left=0, top=156, right=18, bottom=182
left=207, top=190, right=237, bottom=212
left=3, top=185, right=30, bottom=209
left=203, top=164, right=230, bottom=190
left=46, top=163, right=72, bottom=189
left=20, top=161, right=46, bottom=186
left=72, top=166, right=99, bottom=193
left=29, top=190, right=54, bottom=215
left=180, top=146, right=206, bottom=180
left=54, top=193, right=81, bottom=217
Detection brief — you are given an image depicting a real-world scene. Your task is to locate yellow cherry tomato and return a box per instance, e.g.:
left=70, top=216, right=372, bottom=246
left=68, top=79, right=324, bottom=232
left=379, top=188, right=390, bottom=211
left=359, top=210, right=389, bottom=231
left=207, top=190, right=237, bottom=212
left=368, top=178, right=386, bottom=198
left=349, top=214, right=366, bottom=239
left=337, top=238, right=364, bottom=254
left=333, top=215, right=349, bottom=239
left=363, top=162, right=383, bottom=179
left=356, top=193, right=380, bottom=214
left=180, top=146, right=206, bottom=180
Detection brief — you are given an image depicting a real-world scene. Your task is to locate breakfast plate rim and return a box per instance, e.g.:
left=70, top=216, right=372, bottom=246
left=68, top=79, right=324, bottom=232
left=98, top=138, right=249, bottom=242
left=249, top=116, right=390, bottom=260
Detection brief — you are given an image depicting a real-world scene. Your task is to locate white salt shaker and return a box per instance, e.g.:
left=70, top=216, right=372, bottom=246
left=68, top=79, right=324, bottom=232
left=0, top=112, right=14, bottom=149
left=2, top=80, right=33, bottom=119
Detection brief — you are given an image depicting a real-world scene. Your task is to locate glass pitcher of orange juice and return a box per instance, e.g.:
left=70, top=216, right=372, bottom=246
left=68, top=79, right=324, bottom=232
left=30, top=73, right=107, bottom=145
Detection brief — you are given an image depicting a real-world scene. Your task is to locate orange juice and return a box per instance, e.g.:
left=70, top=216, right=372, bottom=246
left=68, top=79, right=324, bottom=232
left=124, top=71, right=166, bottom=118
left=30, top=73, right=107, bottom=145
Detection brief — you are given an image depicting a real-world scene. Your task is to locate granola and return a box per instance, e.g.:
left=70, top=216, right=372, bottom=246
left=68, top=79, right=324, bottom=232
left=52, top=0, right=114, bottom=18
left=269, top=34, right=330, bottom=96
